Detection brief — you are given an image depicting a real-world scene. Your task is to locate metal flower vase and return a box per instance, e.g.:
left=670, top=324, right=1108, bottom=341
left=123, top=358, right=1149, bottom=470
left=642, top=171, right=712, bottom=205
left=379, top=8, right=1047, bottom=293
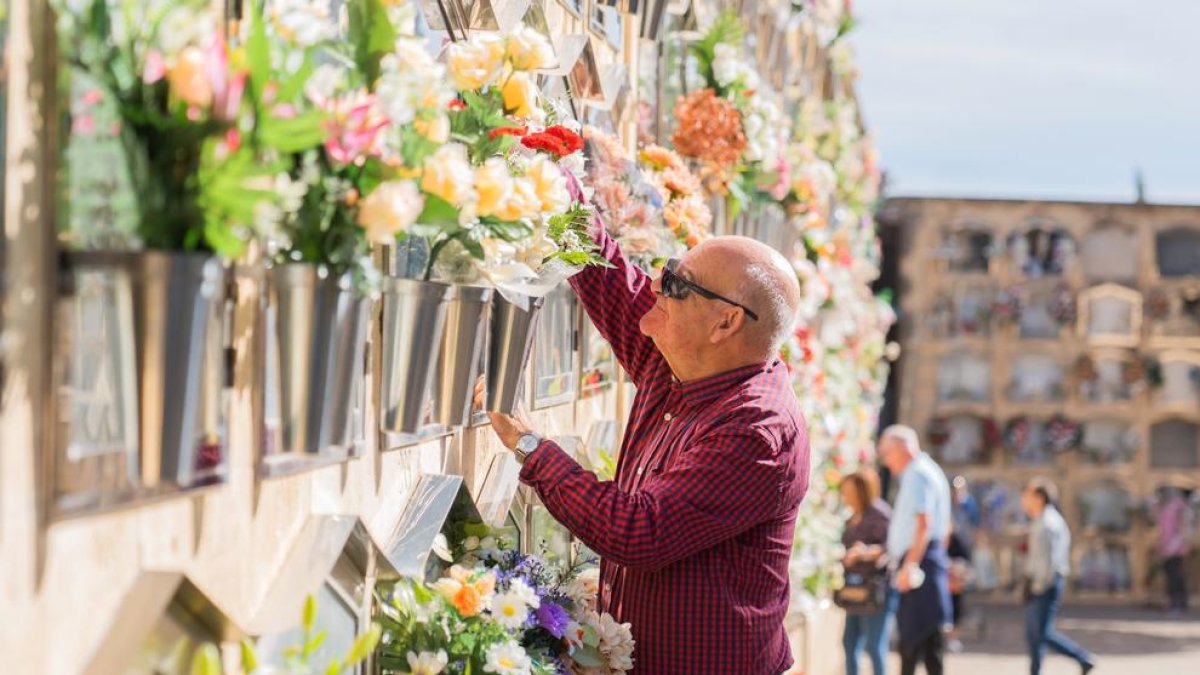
left=267, top=264, right=372, bottom=459
left=380, top=277, right=453, bottom=433
left=487, top=294, right=545, bottom=414
left=435, top=285, right=494, bottom=427
left=133, top=251, right=226, bottom=490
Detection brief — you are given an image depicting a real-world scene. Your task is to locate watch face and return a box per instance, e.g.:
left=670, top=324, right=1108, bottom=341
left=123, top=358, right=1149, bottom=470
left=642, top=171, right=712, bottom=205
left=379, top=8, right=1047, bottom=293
left=519, top=434, right=540, bottom=453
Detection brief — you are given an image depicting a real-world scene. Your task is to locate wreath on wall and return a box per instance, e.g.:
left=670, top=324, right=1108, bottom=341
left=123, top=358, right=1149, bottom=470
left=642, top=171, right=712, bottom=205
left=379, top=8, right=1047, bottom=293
left=1003, top=416, right=1031, bottom=453
left=1049, top=283, right=1077, bottom=326
left=1046, top=414, right=1083, bottom=453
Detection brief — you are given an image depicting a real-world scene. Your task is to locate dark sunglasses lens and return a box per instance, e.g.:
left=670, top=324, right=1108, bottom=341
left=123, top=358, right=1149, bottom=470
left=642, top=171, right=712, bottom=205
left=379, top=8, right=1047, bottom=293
left=661, top=266, right=686, bottom=299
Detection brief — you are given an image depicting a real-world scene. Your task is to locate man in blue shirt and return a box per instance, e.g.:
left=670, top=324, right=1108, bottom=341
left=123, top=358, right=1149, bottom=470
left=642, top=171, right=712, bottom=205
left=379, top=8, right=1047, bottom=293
left=880, top=425, right=953, bottom=675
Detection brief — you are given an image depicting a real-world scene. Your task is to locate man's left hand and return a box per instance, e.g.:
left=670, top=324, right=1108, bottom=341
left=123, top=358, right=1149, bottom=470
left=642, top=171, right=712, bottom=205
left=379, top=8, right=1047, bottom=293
left=487, top=409, right=533, bottom=450
left=474, top=376, right=534, bottom=450
left=897, top=563, right=914, bottom=592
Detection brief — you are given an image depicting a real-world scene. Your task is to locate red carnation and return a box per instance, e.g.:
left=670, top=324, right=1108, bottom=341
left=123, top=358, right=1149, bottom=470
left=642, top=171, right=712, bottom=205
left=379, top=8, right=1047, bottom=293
left=543, top=125, right=584, bottom=154
left=448, top=99, right=466, bottom=111
left=521, top=133, right=571, bottom=157
left=489, top=126, right=528, bottom=140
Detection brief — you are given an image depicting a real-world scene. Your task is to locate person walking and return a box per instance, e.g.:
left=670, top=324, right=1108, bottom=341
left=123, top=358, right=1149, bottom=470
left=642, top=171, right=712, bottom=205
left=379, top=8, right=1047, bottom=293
left=1021, top=477, right=1096, bottom=675
left=839, top=469, right=895, bottom=675
left=1156, top=486, right=1194, bottom=614
left=879, top=425, right=953, bottom=675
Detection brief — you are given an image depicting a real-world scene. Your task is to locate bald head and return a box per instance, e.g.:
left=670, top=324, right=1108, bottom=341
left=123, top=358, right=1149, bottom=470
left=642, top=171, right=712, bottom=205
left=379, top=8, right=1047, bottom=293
left=689, top=236, right=802, bottom=356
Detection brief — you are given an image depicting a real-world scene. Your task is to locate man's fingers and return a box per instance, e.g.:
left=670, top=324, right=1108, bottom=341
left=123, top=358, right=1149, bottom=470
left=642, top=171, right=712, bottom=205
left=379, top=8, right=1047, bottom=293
left=472, top=375, right=487, bottom=409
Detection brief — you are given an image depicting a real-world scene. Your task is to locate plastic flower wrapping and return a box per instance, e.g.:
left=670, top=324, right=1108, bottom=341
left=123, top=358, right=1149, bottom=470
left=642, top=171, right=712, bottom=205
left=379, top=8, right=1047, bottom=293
left=377, top=542, right=634, bottom=675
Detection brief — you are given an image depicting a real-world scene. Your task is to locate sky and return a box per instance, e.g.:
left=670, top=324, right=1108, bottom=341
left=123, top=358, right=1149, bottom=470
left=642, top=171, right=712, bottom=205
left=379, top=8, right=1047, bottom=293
left=850, top=0, right=1200, bottom=204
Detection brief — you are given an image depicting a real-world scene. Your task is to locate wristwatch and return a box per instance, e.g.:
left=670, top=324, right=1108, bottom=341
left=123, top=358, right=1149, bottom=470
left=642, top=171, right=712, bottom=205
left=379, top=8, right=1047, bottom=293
left=513, top=432, right=544, bottom=464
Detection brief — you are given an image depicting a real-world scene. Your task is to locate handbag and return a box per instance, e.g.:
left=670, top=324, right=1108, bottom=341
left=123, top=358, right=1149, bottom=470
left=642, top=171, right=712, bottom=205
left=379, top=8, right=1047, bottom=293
left=834, top=567, right=890, bottom=614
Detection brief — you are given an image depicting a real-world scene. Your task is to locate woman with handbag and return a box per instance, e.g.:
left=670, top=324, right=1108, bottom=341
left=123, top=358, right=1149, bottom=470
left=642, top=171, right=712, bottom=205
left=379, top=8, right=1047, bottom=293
left=837, top=469, right=896, bottom=675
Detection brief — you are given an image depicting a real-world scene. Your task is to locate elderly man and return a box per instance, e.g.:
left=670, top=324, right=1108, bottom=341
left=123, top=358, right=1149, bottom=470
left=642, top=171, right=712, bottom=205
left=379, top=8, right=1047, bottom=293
left=487, top=220, right=810, bottom=674
left=1021, top=478, right=1095, bottom=675
left=878, top=425, right=952, bottom=675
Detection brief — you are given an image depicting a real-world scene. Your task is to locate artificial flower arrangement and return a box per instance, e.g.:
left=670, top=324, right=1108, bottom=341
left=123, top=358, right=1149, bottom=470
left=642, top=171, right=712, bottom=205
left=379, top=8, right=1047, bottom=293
left=671, top=12, right=789, bottom=219
left=637, top=145, right=713, bottom=252
left=188, top=594, right=381, bottom=675
left=412, top=24, right=608, bottom=292
left=376, top=526, right=634, bottom=675
left=53, top=0, right=296, bottom=258
left=582, top=125, right=672, bottom=271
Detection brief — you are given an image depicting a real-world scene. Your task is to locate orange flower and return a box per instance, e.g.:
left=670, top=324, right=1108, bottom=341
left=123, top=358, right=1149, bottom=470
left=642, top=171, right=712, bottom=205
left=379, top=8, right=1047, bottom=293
left=451, top=583, right=483, bottom=617
left=638, top=145, right=681, bottom=171
left=670, top=88, right=746, bottom=167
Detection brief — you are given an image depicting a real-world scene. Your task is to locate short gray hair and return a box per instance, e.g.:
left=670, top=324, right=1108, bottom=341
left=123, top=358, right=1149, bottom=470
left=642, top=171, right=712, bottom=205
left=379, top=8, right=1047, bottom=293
left=739, top=262, right=799, bottom=355
left=880, top=425, right=921, bottom=454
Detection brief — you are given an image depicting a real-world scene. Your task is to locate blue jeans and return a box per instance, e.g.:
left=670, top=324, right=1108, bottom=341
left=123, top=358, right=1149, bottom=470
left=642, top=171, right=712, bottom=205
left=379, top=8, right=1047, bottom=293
left=844, top=590, right=898, bottom=675
left=1026, top=576, right=1094, bottom=675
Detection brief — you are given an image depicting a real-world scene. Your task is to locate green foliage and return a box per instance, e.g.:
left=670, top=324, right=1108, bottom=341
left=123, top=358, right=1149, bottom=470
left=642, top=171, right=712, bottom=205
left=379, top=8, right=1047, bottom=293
left=688, top=10, right=746, bottom=95
left=451, top=91, right=519, bottom=163
left=348, top=0, right=398, bottom=86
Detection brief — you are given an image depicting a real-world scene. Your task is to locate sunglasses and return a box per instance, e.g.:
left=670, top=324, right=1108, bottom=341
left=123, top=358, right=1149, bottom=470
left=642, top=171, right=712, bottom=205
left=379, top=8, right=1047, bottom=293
left=659, top=258, right=759, bottom=321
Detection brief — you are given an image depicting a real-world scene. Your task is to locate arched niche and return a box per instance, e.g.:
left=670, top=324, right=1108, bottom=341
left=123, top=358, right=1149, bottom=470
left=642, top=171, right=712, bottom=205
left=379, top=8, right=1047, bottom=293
left=1080, top=420, right=1139, bottom=466
left=1008, top=221, right=1075, bottom=278
left=1007, top=418, right=1055, bottom=466
left=1078, top=284, right=1142, bottom=346
left=934, top=225, right=994, bottom=274
left=1145, top=287, right=1200, bottom=344
left=1156, top=226, right=1200, bottom=278
left=930, top=415, right=992, bottom=466
left=937, top=351, right=992, bottom=402
left=1018, top=285, right=1069, bottom=340
left=1150, top=420, right=1200, bottom=469
left=1081, top=224, right=1139, bottom=283
left=953, top=285, right=996, bottom=337
left=1156, top=351, right=1200, bottom=408
left=1076, top=543, right=1133, bottom=592
left=1077, top=349, right=1144, bottom=402
left=1077, top=480, right=1133, bottom=534
left=1008, top=353, right=1064, bottom=402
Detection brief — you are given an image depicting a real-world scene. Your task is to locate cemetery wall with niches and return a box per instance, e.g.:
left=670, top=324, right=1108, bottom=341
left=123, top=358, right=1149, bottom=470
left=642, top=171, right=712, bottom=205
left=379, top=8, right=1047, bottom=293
left=883, top=196, right=1200, bottom=605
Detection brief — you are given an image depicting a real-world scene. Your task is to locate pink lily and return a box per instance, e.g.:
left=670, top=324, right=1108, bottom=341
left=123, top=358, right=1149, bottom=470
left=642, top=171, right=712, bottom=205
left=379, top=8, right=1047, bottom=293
left=323, top=94, right=388, bottom=165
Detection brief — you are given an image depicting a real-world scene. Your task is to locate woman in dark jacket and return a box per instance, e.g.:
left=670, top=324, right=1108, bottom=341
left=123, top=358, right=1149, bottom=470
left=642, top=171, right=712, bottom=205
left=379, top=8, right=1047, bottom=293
left=840, top=469, right=895, bottom=675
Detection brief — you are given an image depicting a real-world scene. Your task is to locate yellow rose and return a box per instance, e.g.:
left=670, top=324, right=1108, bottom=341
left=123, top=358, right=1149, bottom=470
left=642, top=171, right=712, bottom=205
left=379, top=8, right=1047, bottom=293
left=505, top=25, right=555, bottom=71
left=497, top=176, right=541, bottom=221
left=446, top=33, right=505, bottom=91
left=421, top=143, right=475, bottom=206
left=501, top=72, right=539, bottom=118
left=414, top=113, right=451, bottom=143
left=525, top=156, right=571, bottom=214
left=356, top=180, right=424, bottom=244
left=475, top=158, right=516, bottom=219
left=168, top=46, right=214, bottom=108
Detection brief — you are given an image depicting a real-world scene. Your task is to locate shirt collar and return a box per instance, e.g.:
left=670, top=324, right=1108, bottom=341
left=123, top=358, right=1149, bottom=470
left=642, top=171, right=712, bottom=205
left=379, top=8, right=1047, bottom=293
left=670, top=360, right=776, bottom=407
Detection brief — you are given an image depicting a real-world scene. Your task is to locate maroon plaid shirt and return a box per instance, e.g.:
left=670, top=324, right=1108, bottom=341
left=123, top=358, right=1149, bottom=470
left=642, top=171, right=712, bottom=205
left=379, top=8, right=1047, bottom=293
left=519, top=225, right=810, bottom=674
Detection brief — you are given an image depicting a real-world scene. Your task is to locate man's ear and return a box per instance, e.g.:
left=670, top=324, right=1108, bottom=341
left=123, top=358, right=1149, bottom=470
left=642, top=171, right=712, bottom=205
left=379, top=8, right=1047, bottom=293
left=709, top=308, right=745, bottom=344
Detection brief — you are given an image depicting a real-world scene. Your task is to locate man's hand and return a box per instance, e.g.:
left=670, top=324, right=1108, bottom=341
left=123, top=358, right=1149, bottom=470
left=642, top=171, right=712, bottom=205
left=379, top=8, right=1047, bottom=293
left=474, top=375, right=534, bottom=450
left=897, top=563, right=914, bottom=592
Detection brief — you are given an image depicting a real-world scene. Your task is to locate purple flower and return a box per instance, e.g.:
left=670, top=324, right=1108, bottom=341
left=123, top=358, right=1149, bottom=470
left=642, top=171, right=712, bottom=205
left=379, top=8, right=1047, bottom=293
left=535, top=601, right=571, bottom=638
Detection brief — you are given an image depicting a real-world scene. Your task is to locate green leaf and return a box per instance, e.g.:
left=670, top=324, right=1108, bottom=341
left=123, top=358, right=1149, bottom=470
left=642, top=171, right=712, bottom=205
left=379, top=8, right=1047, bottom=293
left=570, top=645, right=605, bottom=667
left=343, top=623, right=382, bottom=664
left=276, top=53, right=317, bottom=104
left=259, top=111, right=328, bottom=153
left=456, top=231, right=485, bottom=260
left=304, top=630, right=327, bottom=656
left=411, top=580, right=435, bottom=605
left=240, top=639, right=259, bottom=673
left=189, top=645, right=222, bottom=675
left=323, top=658, right=342, bottom=675
left=348, top=0, right=398, bottom=85
left=415, top=193, right=462, bottom=227
left=245, top=2, right=271, bottom=105
left=302, top=595, right=317, bottom=632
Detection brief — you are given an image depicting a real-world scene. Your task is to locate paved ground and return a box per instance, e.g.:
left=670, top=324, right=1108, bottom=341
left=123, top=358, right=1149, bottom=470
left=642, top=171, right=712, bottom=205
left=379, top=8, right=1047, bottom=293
left=883, top=603, right=1200, bottom=674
